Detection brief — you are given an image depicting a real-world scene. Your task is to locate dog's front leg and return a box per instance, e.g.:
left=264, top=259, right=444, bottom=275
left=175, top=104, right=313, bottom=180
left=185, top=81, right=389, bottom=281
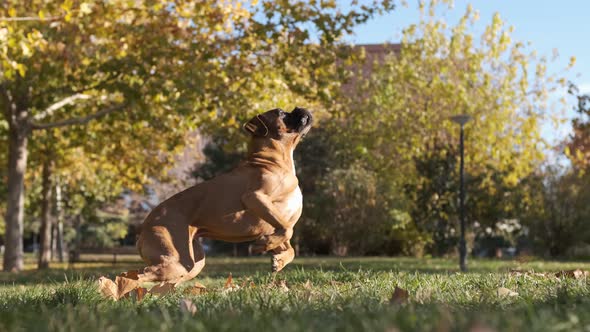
left=241, top=191, right=292, bottom=252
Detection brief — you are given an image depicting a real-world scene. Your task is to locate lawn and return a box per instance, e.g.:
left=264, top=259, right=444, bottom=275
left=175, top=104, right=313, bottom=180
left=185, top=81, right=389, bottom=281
left=1, top=255, right=590, bottom=331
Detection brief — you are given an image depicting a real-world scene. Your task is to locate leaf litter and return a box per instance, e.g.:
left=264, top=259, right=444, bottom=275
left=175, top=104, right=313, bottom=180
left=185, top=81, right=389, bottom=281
left=390, top=286, right=409, bottom=305
left=510, top=268, right=589, bottom=279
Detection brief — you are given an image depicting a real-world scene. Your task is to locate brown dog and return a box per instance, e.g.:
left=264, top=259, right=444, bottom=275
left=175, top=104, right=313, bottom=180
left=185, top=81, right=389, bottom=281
left=136, top=107, right=312, bottom=283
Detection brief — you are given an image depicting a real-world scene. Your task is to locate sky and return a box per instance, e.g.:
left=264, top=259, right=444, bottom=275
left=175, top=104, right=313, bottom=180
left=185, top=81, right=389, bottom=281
left=342, top=0, right=590, bottom=150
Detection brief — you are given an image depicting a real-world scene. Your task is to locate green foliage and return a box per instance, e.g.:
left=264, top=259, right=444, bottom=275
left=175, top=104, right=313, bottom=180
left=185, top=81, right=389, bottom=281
left=567, top=83, right=590, bottom=170
left=310, top=2, right=572, bottom=255
left=1, top=0, right=583, bottom=260
left=193, top=136, right=242, bottom=182
left=522, top=168, right=590, bottom=256
left=316, top=164, right=385, bottom=255
left=185, top=2, right=581, bottom=258
left=78, top=211, right=129, bottom=248
left=343, top=3, right=570, bottom=186
left=0, top=0, right=396, bottom=269
left=404, top=144, right=458, bottom=255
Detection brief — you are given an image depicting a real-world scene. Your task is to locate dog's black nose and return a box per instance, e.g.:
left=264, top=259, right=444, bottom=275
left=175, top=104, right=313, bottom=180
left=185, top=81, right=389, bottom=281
left=301, top=115, right=308, bottom=125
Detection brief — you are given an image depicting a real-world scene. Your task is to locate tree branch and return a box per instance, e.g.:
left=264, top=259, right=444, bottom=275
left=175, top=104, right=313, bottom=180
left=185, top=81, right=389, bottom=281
left=30, top=103, right=126, bottom=130
left=33, top=93, right=92, bottom=122
left=0, top=15, right=62, bottom=22
left=32, top=72, right=122, bottom=100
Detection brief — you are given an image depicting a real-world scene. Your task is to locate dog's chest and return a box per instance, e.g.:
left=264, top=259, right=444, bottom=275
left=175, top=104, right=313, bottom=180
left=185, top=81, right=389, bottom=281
left=282, top=186, right=303, bottom=219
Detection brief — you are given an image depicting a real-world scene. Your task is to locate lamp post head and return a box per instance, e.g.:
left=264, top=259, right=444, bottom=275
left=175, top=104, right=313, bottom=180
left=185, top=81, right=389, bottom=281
left=450, top=114, right=472, bottom=126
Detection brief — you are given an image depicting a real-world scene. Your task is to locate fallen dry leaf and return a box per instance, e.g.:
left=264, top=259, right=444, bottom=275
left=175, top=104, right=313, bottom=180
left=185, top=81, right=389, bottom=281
left=193, top=281, right=207, bottom=289
left=184, top=281, right=207, bottom=295
left=240, top=278, right=256, bottom=289
left=179, top=299, right=197, bottom=316
left=126, top=287, right=148, bottom=302
left=497, top=287, right=518, bottom=297
left=98, top=276, right=139, bottom=300
left=98, top=277, right=119, bottom=301
left=555, top=269, right=589, bottom=279
left=119, top=269, right=140, bottom=280
left=135, top=287, right=148, bottom=301
left=509, top=269, right=551, bottom=278
left=390, top=286, right=409, bottom=305
left=116, top=276, right=139, bottom=299
left=222, top=273, right=241, bottom=293
left=303, top=280, right=312, bottom=289
left=224, top=273, right=234, bottom=289
left=275, top=280, right=289, bottom=293
left=509, top=269, right=526, bottom=276
left=149, top=282, right=176, bottom=296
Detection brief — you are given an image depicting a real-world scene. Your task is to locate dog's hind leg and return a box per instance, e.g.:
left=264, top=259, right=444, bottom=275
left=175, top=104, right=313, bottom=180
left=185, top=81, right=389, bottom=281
left=137, top=258, right=192, bottom=284
left=175, top=237, right=206, bottom=284
left=270, top=240, right=295, bottom=273
left=136, top=225, right=195, bottom=284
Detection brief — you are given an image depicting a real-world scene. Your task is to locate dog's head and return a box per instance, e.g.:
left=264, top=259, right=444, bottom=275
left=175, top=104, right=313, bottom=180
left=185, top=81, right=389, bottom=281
left=243, top=107, right=313, bottom=142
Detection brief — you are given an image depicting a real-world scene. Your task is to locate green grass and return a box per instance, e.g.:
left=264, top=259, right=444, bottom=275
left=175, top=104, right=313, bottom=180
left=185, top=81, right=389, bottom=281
left=1, top=256, right=590, bottom=331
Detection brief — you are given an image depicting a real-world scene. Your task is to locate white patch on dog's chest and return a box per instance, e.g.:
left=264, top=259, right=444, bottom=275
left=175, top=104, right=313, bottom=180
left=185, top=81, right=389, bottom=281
left=283, top=187, right=303, bottom=218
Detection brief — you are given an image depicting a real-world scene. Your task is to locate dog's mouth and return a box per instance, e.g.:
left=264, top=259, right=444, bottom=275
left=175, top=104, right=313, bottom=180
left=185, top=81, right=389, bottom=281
left=284, top=107, right=312, bottom=135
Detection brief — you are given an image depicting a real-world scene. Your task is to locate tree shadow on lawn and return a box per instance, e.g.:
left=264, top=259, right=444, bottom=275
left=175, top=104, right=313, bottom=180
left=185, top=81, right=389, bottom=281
left=2, top=256, right=589, bottom=286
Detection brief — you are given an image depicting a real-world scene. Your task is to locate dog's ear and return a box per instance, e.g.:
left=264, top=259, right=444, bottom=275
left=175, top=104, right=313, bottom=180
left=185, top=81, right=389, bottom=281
left=243, top=115, right=269, bottom=137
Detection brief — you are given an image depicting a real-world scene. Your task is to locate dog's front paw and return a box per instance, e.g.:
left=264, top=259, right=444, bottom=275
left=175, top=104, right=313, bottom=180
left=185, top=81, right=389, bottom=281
left=271, top=256, right=284, bottom=273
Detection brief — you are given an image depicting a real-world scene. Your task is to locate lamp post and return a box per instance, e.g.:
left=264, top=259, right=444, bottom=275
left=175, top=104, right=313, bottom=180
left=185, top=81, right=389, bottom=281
left=450, top=114, right=472, bottom=272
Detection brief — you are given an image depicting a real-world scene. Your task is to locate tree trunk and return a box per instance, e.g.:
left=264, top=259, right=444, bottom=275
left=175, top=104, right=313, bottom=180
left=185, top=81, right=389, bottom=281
left=4, top=121, right=28, bottom=272
left=38, top=161, right=53, bottom=269
left=55, top=184, right=65, bottom=262
left=51, top=224, right=58, bottom=260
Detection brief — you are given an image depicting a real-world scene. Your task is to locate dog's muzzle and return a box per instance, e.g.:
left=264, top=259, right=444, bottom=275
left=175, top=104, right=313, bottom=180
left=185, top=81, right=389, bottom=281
left=286, top=107, right=313, bottom=134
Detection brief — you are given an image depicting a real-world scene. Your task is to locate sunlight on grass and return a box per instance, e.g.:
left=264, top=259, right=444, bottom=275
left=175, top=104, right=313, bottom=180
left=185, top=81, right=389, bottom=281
left=1, top=256, right=589, bottom=331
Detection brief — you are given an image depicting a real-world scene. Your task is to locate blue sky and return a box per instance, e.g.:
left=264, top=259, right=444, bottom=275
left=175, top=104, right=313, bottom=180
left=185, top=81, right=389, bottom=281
left=342, top=0, right=590, bottom=147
